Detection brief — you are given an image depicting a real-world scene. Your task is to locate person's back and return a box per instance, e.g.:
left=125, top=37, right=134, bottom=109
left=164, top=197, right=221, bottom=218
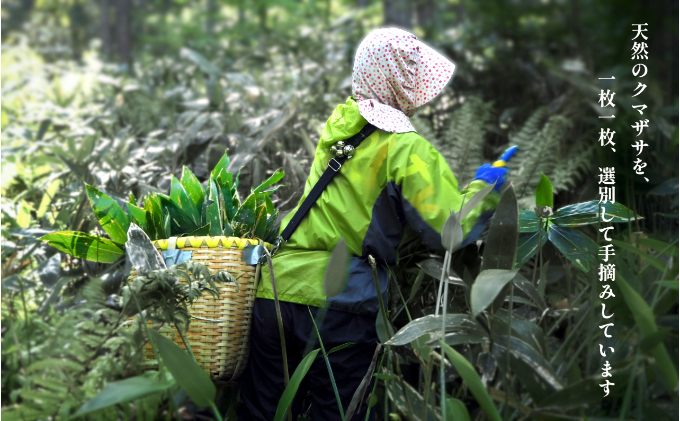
left=237, top=27, right=511, bottom=421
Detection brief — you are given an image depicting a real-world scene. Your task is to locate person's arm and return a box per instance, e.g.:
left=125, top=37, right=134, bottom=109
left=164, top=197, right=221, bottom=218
left=389, top=135, right=500, bottom=250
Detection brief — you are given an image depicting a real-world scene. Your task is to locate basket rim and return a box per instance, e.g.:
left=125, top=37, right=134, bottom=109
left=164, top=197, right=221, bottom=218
left=152, top=236, right=273, bottom=251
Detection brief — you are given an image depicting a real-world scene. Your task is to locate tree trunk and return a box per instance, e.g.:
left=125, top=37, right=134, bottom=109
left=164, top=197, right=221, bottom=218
left=115, top=0, right=132, bottom=67
left=206, top=0, right=217, bottom=35
left=382, top=0, right=412, bottom=29
left=100, top=0, right=111, bottom=58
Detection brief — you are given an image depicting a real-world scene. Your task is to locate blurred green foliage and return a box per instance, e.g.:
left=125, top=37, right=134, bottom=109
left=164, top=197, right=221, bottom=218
left=1, top=0, right=677, bottom=419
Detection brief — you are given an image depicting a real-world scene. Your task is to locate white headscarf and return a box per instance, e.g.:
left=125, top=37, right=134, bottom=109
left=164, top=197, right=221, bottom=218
left=352, top=28, right=456, bottom=133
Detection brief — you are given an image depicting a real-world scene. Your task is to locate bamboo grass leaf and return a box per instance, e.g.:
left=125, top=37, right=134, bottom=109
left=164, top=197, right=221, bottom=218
left=74, top=375, right=173, bottom=416
left=40, top=231, right=125, bottom=263
left=180, top=166, right=206, bottom=212
left=274, top=349, right=321, bottom=421
left=148, top=329, right=216, bottom=408
left=85, top=184, right=130, bottom=244
left=534, top=173, right=553, bottom=208
left=170, top=175, right=201, bottom=227
left=551, top=201, right=641, bottom=226
left=548, top=225, right=597, bottom=273
left=439, top=341, right=502, bottom=421
left=322, top=238, right=349, bottom=298
left=470, top=269, right=519, bottom=318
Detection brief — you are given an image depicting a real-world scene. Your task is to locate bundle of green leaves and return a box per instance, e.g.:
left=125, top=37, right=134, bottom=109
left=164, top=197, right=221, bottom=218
left=40, top=151, right=284, bottom=263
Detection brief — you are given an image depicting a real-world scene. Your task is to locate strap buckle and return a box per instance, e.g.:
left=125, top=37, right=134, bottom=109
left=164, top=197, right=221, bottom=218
left=271, top=236, right=285, bottom=257
left=328, top=158, right=342, bottom=172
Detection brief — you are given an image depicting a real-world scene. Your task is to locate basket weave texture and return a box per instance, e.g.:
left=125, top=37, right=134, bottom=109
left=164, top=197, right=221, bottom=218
left=134, top=236, right=269, bottom=383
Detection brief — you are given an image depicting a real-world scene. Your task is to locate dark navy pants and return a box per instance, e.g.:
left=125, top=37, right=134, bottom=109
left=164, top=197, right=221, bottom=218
left=237, top=298, right=379, bottom=420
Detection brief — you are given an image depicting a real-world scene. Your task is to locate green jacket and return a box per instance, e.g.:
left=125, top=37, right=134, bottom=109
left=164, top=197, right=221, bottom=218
left=257, top=97, right=499, bottom=314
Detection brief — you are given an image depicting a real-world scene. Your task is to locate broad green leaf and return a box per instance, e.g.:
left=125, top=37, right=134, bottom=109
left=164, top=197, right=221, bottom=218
left=548, top=225, right=597, bottom=273
left=264, top=208, right=279, bottom=242
left=40, top=231, right=124, bottom=263
left=206, top=203, right=222, bottom=236
left=184, top=223, right=211, bottom=237
left=170, top=175, right=201, bottom=227
left=512, top=274, right=547, bottom=310
left=635, top=238, right=679, bottom=257
left=519, top=209, right=540, bottom=233
left=75, top=375, right=173, bottom=416
left=253, top=168, right=285, bottom=194
left=274, top=349, right=321, bottom=421
left=180, top=166, right=206, bottom=212
left=492, top=310, right=547, bottom=356
left=253, top=204, right=268, bottom=239
left=322, top=237, right=348, bottom=298
left=611, top=239, right=668, bottom=272
left=126, top=203, right=148, bottom=232
left=656, top=280, right=679, bottom=290
left=441, top=210, right=463, bottom=254
left=482, top=185, right=519, bottom=271
left=211, top=151, right=231, bottom=180
left=615, top=272, right=678, bottom=393
left=144, top=195, right=165, bottom=241
left=37, top=179, right=61, bottom=218
left=551, top=201, right=640, bottom=227
left=490, top=335, right=562, bottom=403
left=129, top=192, right=138, bottom=206
left=515, top=229, right=548, bottom=268
left=386, top=314, right=476, bottom=346
left=232, top=193, right=256, bottom=229
left=535, top=173, right=553, bottom=208
left=470, top=269, right=519, bottom=317
left=439, top=341, right=502, bottom=421
left=459, top=182, right=495, bottom=220
left=375, top=308, right=394, bottom=343
left=446, top=398, right=471, bottom=421
left=158, top=194, right=198, bottom=236
left=86, top=185, right=130, bottom=244
left=639, top=328, right=671, bottom=353
left=148, top=329, right=216, bottom=408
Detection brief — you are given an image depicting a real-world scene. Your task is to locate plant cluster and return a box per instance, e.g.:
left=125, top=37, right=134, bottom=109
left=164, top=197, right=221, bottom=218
left=40, top=150, right=284, bottom=265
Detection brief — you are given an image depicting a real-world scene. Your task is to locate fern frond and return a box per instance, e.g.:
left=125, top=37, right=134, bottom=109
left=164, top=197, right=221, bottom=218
left=434, top=97, right=495, bottom=184
left=508, top=108, right=574, bottom=208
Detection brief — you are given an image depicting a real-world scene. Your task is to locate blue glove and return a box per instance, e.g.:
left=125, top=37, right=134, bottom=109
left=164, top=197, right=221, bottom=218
left=474, top=146, right=518, bottom=191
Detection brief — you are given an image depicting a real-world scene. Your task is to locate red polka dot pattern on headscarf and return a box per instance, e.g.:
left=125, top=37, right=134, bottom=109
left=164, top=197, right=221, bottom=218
left=352, top=28, right=456, bottom=133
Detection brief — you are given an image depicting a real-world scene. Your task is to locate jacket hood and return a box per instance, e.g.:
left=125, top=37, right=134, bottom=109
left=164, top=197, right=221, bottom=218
left=318, top=97, right=368, bottom=149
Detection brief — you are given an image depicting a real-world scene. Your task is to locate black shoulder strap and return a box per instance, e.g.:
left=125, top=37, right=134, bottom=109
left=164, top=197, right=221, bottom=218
left=278, top=123, right=378, bottom=245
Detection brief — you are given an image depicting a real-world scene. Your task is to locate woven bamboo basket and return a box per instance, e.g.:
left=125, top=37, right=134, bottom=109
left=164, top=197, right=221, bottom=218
left=131, top=236, right=270, bottom=383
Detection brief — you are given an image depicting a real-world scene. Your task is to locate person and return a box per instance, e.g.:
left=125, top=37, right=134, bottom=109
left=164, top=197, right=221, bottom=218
left=237, top=27, right=514, bottom=421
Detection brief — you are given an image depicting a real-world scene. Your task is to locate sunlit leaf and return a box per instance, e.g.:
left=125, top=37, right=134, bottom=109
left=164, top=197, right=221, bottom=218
left=170, top=175, right=201, bottom=227
left=253, top=168, right=285, bottom=194
left=180, top=166, right=206, bottom=212
left=41, top=231, right=124, bottom=263
left=534, top=173, right=553, bottom=208
left=86, top=185, right=130, bottom=244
